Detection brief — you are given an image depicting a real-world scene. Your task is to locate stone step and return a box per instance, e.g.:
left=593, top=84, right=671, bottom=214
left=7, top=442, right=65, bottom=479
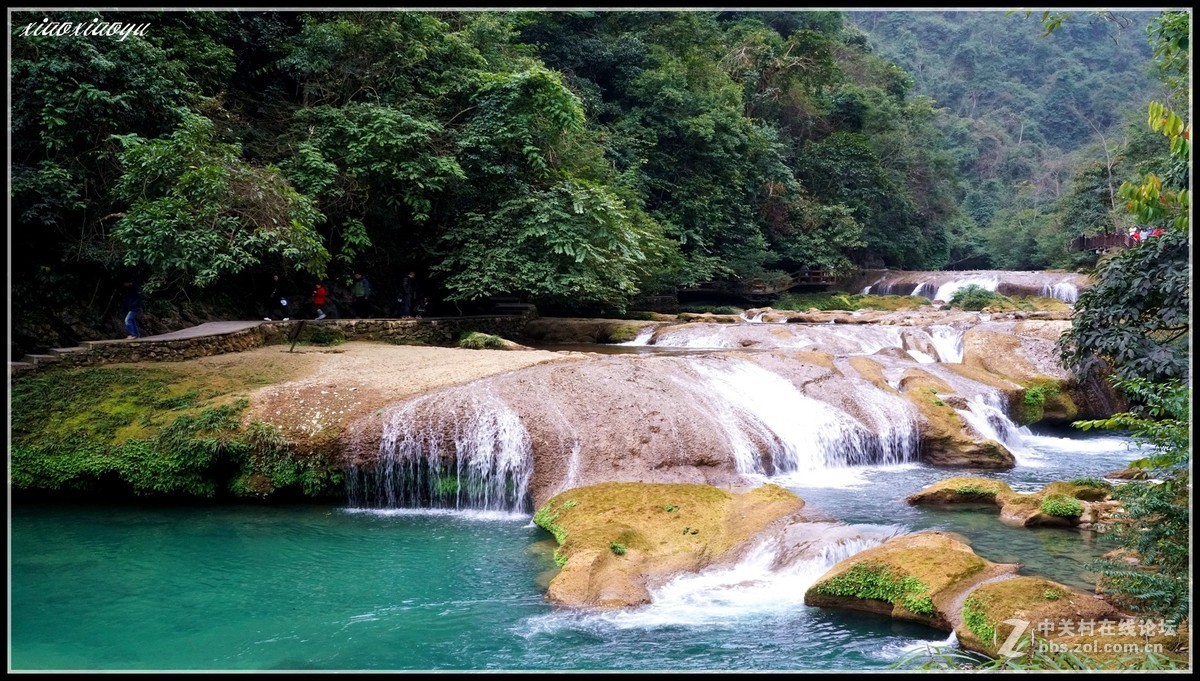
left=10, top=362, right=37, bottom=373
left=22, top=354, right=61, bottom=365
left=50, top=346, right=89, bottom=356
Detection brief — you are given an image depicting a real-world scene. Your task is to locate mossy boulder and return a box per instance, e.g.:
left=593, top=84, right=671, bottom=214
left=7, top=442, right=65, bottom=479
left=907, top=477, right=1120, bottom=531
left=905, top=477, right=1014, bottom=505
left=956, top=576, right=1125, bottom=658
left=534, top=482, right=804, bottom=608
left=1018, top=377, right=1078, bottom=425
left=804, top=531, right=1016, bottom=630
left=897, top=370, right=1016, bottom=468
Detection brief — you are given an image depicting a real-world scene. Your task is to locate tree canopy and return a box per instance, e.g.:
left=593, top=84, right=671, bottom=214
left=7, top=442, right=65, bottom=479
left=8, top=9, right=1170, bottom=352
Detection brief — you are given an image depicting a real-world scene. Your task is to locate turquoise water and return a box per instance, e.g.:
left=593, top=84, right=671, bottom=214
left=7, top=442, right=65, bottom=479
left=10, top=429, right=1144, bottom=671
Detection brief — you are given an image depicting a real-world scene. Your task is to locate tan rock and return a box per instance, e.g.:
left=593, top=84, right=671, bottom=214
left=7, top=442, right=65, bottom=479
left=535, top=482, right=804, bottom=608
left=804, top=530, right=1017, bottom=630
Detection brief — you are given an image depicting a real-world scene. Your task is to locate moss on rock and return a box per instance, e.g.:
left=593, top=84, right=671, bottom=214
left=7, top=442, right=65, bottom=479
left=955, top=576, right=1124, bottom=659
left=533, top=482, right=803, bottom=608
left=804, top=531, right=1005, bottom=629
left=907, top=477, right=1119, bottom=532
left=898, top=370, right=1016, bottom=468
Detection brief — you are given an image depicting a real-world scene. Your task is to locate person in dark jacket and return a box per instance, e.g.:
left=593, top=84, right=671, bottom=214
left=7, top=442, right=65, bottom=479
left=399, top=271, right=419, bottom=318
left=264, top=274, right=294, bottom=321
left=351, top=272, right=373, bottom=318
left=120, top=281, right=143, bottom=339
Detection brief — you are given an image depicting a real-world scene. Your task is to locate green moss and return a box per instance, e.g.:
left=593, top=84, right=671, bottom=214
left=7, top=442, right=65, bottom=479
left=678, top=304, right=744, bottom=315
left=952, top=485, right=999, bottom=497
left=775, top=292, right=928, bottom=311
left=458, top=331, right=505, bottom=349
left=1069, top=478, right=1114, bottom=493
left=1019, top=379, right=1063, bottom=423
left=963, top=595, right=997, bottom=644
left=1042, top=588, right=1063, bottom=601
left=812, top=563, right=937, bottom=618
left=1040, top=494, right=1084, bottom=518
left=609, top=541, right=628, bottom=556
left=663, top=504, right=679, bottom=512
left=10, top=367, right=342, bottom=500
left=533, top=498, right=577, bottom=547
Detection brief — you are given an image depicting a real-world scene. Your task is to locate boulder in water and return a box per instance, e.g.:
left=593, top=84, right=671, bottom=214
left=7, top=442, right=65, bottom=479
left=534, top=482, right=803, bottom=608
left=804, top=530, right=1017, bottom=630
left=907, top=477, right=1121, bottom=531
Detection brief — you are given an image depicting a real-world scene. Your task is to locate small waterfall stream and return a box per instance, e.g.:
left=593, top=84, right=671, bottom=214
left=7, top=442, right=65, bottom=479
left=347, top=387, right=535, bottom=513
left=684, top=358, right=920, bottom=475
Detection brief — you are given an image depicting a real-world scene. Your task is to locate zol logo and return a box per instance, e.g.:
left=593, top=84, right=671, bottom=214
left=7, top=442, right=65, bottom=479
left=996, top=619, right=1031, bottom=657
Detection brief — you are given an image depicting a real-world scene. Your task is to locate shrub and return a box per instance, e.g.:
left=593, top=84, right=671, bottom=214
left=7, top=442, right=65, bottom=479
left=678, top=304, right=743, bottom=315
left=302, top=324, right=345, bottom=346
left=609, top=541, right=627, bottom=556
left=1040, top=494, right=1084, bottom=518
left=458, top=331, right=505, bottom=349
left=949, top=285, right=1005, bottom=311
left=1069, top=477, right=1114, bottom=492
left=775, top=292, right=928, bottom=311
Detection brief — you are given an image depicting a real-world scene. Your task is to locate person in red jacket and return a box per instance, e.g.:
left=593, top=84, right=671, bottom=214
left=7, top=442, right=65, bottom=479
left=312, top=282, right=328, bottom=320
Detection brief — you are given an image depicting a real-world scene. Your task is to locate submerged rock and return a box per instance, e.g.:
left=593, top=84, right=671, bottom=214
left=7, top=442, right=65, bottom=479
left=534, top=482, right=804, bottom=608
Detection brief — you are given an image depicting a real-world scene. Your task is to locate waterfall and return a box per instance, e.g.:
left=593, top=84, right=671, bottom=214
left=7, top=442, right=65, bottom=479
left=685, top=359, right=920, bottom=475
left=1040, top=281, right=1079, bottom=303
left=906, top=349, right=937, bottom=364
left=619, top=327, right=656, bottom=346
left=956, top=392, right=1040, bottom=466
left=347, top=388, right=534, bottom=512
left=933, top=276, right=998, bottom=303
left=524, top=523, right=903, bottom=631
left=911, top=281, right=932, bottom=298
left=930, top=325, right=964, bottom=363
left=739, top=311, right=766, bottom=323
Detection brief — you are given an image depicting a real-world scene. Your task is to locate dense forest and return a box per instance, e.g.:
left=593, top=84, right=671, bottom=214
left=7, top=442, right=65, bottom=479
left=853, top=10, right=1163, bottom=270
left=8, top=10, right=1173, bottom=354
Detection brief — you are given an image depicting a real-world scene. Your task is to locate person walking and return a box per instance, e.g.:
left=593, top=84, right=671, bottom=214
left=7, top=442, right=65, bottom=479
left=312, top=281, right=328, bottom=320
left=120, top=281, right=143, bottom=339
left=351, top=271, right=373, bottom=318
left=264, top=274, right=294, bottom=321
left=399, top=271, right=418, bottom=318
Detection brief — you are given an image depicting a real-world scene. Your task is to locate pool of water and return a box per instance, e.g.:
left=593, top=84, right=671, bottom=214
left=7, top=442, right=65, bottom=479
left=9, top=424, right=1143, bottom=672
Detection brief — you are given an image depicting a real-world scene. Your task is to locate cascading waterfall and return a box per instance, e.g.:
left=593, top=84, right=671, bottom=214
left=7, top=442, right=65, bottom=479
left=930, top=325, right=964, bottom=364
left=620, top=327, right=656, bottom=346
left=739, top=311, right=767, bottom=323
left=933, top=276, right=998, bottom=304
left=527, top=523, right=904, bottom=631
left=848, top=270, right=1087, bottom=303
left=685, top=359, right=920, bottom=475
left=1040, top=281, right=1079, bottom=304
left=347, top=387, right=534, bottom=512
left=956, top=392, right=1039, bottom=465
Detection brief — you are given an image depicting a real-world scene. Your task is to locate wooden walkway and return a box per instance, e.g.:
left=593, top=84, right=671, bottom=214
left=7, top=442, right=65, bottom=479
left=681, top=268, right=837, bottom=301
left=1070, top=233, right=1136, bottom=251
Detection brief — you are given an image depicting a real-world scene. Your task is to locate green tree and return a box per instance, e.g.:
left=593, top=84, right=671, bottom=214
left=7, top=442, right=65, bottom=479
left=112, top=114, right=330, bottom=291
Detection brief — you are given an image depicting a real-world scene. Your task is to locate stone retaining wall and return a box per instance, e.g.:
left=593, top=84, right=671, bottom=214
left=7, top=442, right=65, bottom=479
left=34, top=316, right=533, bottom=373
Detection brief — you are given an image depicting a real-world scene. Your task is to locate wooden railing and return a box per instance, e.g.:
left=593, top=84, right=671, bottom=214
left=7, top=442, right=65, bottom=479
left=1070, top=233, right=1136, bottom=251
left=681, top=269, right=836, bottom=299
